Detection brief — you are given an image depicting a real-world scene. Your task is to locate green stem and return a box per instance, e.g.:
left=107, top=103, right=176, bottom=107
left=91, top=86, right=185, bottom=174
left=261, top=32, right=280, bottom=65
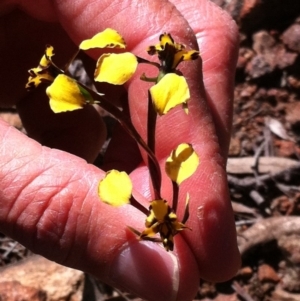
left=63, top=49, right=80, bottom=74
left=130, top=196, right=149, bottom=216
left=136, top=56, right=160, bottom=68
left=182, top=194, right=190, bottom=224
left=147, top=91, right=161, bottom=199
left=171, top=181, right=179, bottom=213
left=80, top=83, right=162, bottom=186
left=140, top=73, right=157, bottom=82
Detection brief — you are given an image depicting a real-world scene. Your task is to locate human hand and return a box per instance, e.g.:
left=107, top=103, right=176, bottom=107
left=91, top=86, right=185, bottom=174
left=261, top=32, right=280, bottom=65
left=0, top=1, right=240, bottom=300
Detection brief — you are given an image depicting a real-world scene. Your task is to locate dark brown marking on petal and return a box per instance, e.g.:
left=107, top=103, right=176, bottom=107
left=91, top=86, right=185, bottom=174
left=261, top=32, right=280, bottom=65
left=190, top=51, right=200, bottom=60
left=167, top=33, right=174, bottom=45
left=147, top=46, right=157, bottom=55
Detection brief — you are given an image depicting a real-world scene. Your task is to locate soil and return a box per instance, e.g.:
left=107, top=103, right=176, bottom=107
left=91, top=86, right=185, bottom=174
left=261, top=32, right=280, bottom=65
left=1, top=1, right=300, bottom=300
left=199, top=1, right=300, bottom=301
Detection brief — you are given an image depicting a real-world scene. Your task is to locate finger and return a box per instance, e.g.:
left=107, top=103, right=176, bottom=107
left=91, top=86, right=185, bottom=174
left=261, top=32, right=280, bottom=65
left=170, top=0, right=239, bottom=158
left=167, top=0, right=241, bottom=281
left=125, top=1, right=240, bottom=281
left=0, top=10, right=104, bottom=162
left=0, top=119, right=198, bottom=301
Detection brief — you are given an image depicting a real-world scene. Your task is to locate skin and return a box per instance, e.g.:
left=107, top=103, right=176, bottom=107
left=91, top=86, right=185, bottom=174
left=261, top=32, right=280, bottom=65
left=0, top=1, right=241, bottom=300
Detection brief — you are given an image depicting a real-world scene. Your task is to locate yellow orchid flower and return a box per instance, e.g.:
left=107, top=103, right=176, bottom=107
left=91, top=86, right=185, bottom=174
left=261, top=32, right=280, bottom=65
left=26, top=45, right=99, bottom=113
left=98, top=170, right=190, bottom=251
left=143, top=33, right=199, bottom=115
left=80, top=28, right=138, bottom=85
left=140, top=199, right=190, bottom=251
left=98, top=143, right=199, bottom=251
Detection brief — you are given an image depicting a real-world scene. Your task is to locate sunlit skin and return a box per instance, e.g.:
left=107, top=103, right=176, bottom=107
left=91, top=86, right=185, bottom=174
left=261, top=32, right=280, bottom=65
left=0, top=1, right=240, bottom=301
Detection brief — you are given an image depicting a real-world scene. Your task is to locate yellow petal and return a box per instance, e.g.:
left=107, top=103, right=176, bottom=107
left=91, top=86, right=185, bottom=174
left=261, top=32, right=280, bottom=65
left=147, top=33, right=184, bottom=55
left=160, top=33, right=185, bottom=52
left=26, top=71, right=54, bottom=90
left=39, top=45, right=55, bottom=68
left=79, top=28, right=126, bottom=50
left=149, top=200, right=169, bottom=222
left=141, top=226, right=158, bottom=238
left=32, top=45, right=55, bottom=70
left=147, top=44, right=160, bottom=55
left=173, top=50, right=199, bottom=69
left=172, top=220, right=188, bottom=232
left=98, top=170, right=132, bottom=206
left=165, top=143, right=199, bottom=185
left=94, top=52, right=138, bottom=85
left=159, top=33, right=175, bottom=48
left=150, top=73, right=190, bottom=115
left=46, top=74, right=86, bottom=113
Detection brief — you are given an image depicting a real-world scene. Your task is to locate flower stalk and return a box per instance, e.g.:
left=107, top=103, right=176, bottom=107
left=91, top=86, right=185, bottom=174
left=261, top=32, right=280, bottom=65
left=25, top=28, right=200, bottom=251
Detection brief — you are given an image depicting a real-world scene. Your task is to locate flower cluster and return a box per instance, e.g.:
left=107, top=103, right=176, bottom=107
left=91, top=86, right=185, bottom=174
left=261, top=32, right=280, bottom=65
left=26, top=28, right=200, bottom=251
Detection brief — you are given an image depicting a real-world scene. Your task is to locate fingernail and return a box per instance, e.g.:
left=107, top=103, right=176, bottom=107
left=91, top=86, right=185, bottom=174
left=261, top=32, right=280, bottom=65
left=110, top=240, right=179, bottom=301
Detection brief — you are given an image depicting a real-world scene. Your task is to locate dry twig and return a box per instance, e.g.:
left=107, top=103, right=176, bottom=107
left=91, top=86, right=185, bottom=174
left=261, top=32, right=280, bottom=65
left=227, top=157, right=300, bottom=175
left=238, top=216, right=300, bottom=255
left=228, top=163, right=300, bottom=189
